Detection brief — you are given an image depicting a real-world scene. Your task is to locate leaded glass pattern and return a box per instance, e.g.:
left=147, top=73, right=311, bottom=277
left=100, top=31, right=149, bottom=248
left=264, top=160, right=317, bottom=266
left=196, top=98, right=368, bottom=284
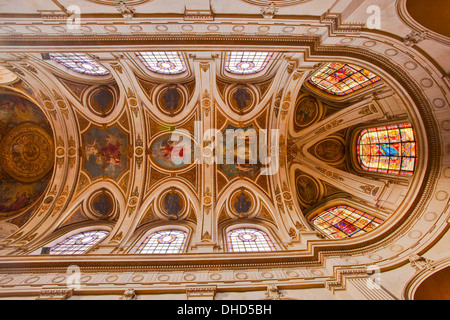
left=311, top=206, right=383, bottom=239
left=49, top=53, right=110, bottom=76
left=225, top=52, right=273, bottom=75
left=136, top=52, right=187, bottom=75
left=227, top=228, right=276, bottom=252
left=135, top=230, right=187, bottom=254
left=49, top=230, right=109, bottom=255
left=309, top=62, right=380, bottom=96
left=357, top=123, right=417, bottom=176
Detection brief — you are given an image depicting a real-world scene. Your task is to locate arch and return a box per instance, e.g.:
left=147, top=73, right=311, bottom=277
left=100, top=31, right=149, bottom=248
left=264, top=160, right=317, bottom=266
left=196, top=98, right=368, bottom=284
left=403, top=257, right=450, bottom=300
left=225, top=225, right=276, bottom=252
left=225, top=51, right=273, bottom=75
left=136, top=52, right=187, bottom=75
left=49, top=53, right=110, bottom=76
left=405, top=0, right=450, bottom=38
left=414, top=266, right=450, bottom=300
left=310, top=205, right=384, bottom=239
left=357, top=123, right=417, bottom=176
left=47, top=229, right=109, bottom=255
left=307, top=62, right=381, bottom=96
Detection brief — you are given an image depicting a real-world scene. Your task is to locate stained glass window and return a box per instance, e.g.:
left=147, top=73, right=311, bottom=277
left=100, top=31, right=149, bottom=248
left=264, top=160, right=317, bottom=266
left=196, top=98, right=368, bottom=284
left=136, top=52, right=187, bottom=75
left=49, top=230, right=109, bottom=255
left=225, top=52, right=273, bottom=75
left=308, top=62, right=380, bottom=96
left=49, top=53, right=110, bottom=76
left=135, top=230, right=187, bottom=254
left=311, top=206, right=383, bottom=239
left=357, top=123, right=417, bottom=176
left=227, top=228, right=276, bottom=252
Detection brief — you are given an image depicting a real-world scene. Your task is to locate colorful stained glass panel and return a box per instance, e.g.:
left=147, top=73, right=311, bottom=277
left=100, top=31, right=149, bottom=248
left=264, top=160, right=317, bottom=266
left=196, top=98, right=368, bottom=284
left=311, top=206, right=384, bottom=239
left=357, top=123, right=417, bottom=176
left=309, top=62, right=381, bottom=96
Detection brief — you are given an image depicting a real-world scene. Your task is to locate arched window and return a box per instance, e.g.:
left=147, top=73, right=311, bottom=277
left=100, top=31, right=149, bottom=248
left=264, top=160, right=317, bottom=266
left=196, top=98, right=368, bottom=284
left=225, top=52, right=273, bottom=75
left=311, top=206, right=383, bottom=239
left=49, top=230, right=109, bottom=255
left=308, top=62, right=380, bottom=96
left=136, top=52, right=187, bottom=75
left=227, top=228, right=276, bottom=252
left=49, top=53, right=110, bottom=76
left=357, top=123, right=417, bottom=176
left=135, top=229, right=187, bottom=254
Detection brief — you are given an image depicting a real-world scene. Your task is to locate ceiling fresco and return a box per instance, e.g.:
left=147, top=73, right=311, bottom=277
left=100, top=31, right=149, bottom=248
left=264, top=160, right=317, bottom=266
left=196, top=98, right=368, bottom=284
left=0, top=50, right=424, bottom=244
left=0, top=38, right=444, bottom=289
left=0, top=0, right=447, bottom=300
left=0, top=90, right=54, bottom=218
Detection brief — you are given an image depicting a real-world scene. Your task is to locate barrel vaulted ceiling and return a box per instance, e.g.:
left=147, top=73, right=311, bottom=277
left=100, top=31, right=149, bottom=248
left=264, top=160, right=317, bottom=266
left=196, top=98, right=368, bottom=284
left=0, top=0, right=448, bottom=298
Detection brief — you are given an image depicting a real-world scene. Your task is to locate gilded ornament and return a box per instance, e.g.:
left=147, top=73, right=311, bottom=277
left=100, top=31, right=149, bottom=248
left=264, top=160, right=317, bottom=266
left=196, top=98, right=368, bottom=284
left=0, top=124, right=54, bottom=183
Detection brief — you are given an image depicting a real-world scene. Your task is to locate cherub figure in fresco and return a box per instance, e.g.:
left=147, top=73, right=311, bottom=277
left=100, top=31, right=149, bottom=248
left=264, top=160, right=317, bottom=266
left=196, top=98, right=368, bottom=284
left=154, top=137, right=188, bottom=167
left=83, top=127, right=127, bottom=179
left=85, top=134, right=122, bottom=173
left=85, top=140, right=100, bottom=161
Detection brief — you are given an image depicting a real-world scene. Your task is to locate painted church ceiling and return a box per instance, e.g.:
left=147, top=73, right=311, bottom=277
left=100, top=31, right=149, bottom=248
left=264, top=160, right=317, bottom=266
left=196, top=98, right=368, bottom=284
left=0, top=50, right=421, bottom=247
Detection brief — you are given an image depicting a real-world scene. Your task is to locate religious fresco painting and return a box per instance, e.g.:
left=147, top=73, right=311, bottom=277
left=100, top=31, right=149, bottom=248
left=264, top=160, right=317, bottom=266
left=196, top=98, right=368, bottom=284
left=91, top=191, right=114, bottom=217
left=296, top=174, right=320, bottom=207
left=162, top=190, right=184, bottom=220
left=0, top=93, right=54, bottom=215
left=88, top=86, right=115, bottom=117
left=159, top=85, right=183, bottom=114
left=150, top=134, right=193, bottom=170
left=0, top=93, right=51, bottom=135
left=294, top=96, right=319, bottom=129
left=0, top=175, right=51, bottom=214
left=313, top=138, right=346, bottom=164
left=230, top=190, right=254, bottom=218
left=219, top=124, right=261, bottom=179
left=83, top=126, right=128, bottom=179
left=230, top=85, right=254, bottom=113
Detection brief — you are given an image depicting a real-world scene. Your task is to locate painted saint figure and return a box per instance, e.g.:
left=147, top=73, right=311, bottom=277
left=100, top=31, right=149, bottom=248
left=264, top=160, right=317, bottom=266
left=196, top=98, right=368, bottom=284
left=164, top=192, right=182, bottom=220
left=234, top=192, right=252, bottom=218
left=162, top=85, right=181, bottom=112
left=83, top=127, right=127, bottom=179
left=232, top=86, right=251, bottom=110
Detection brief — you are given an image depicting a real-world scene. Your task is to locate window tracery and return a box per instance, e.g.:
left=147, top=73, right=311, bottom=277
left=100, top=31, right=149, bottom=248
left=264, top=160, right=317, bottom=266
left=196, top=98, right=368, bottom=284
left=311, top=206, right=383, bottom=239
left=227, top=228, right=276, bottom=252
left=135, top=229, right=187, bottom=254
left=49, top=230, right=109, bottom=255
left=49, top=53, right=110, bottom=76
left=225, top=52, right=273, bottom=75
left=136, top=52, right=187, bottom=75
left=308, top=62, right=380, bottom=96
left=357, top=123, right=417, bottom=176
